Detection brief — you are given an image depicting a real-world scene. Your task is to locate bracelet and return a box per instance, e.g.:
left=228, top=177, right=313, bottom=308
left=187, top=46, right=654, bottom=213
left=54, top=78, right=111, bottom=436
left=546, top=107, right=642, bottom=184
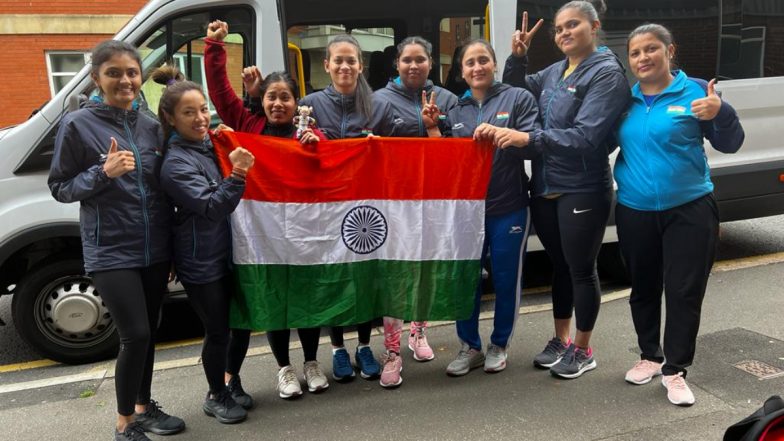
left=230, top=172, right=246, bottom=182
left=231, top=167, right=248, bottom=177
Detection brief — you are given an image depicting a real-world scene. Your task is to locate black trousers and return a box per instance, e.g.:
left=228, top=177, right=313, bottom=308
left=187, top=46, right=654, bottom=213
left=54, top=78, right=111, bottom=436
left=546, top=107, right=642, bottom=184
left=92, top=261, right=170, bottom=416
left=531, top=191, right=612, bottom=332
left=616, top=194, right=719, bottom=377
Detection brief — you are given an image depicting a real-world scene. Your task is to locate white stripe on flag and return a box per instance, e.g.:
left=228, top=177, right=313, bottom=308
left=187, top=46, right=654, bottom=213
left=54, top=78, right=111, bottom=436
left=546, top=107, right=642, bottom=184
left=231, top=199, right=486, bottom=265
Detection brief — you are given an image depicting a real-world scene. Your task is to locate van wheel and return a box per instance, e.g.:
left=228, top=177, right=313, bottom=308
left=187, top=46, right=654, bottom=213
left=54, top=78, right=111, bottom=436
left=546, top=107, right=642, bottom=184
left=598, top=243, right=630, bottom=284
left=12, top=258, right=118, bottom=364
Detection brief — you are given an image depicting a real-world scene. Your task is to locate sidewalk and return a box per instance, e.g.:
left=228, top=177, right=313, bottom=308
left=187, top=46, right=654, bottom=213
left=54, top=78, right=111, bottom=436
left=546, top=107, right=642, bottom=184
left=2, top=261, right=783, bottom=440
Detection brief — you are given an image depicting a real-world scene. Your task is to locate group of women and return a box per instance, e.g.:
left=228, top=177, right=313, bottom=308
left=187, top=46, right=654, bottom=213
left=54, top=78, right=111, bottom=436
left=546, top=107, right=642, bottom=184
left=47, top=0, right=744, bottom=439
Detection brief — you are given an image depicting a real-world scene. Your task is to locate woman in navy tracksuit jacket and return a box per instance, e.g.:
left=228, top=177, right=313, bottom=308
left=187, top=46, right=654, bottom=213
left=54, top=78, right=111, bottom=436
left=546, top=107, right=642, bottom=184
left=424, top=39, right=540, bottom=376
left=616, top=24, right=744, bottom=406
left=372, top=35, right=459, bottom=388
left=48, top=41, right=182, bottom=441
left=298, top=34, right=397, bottom=382
left=502, top=1, right=630, bottom=379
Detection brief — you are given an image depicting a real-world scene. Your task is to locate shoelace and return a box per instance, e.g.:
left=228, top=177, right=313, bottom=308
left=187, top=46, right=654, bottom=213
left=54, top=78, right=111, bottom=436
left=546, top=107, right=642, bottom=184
left=634, top=360, right=659, bottom=371
left=142, top=400, right=165, bottom=418
left=667, top=374, right=688, bottom=390
left=544, top=338, right=565, bottom=355
left=334, top=350, right=351, bottom=370
left=413, top=330, right=428, bottom=348
left=357, top=348, right=375, bottom=366
left=304, top=362, right=323, bottom=379
left=122, top=421, right=148, bottom=440
left=228, top=375, right=245, bottom=394
left=457, top=345, right=474, bottom=360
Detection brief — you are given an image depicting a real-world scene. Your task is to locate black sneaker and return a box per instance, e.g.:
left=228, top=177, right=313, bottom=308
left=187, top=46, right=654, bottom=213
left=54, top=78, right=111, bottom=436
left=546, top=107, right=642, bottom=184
left=134, top=399, right=186, bottom=435
left=115, top=421, right=151, bottom=441
left=549, top=344, right=597, bottom=379
left=203, top=389, right=248, bottom=424
left=533, top=337, right=569, bottom=369
left=226, top=375, right=254, bottom=410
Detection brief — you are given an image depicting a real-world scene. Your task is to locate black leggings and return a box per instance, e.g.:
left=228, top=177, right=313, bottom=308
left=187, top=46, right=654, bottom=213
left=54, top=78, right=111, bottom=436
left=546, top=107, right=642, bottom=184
left=92, top=261, right=170, bottom=416
left=531, top=191, right=612, bottom=332
left=268, top=328, right=321, bottom=367
left=329, top=322, right=372, bottom=347
left=183, top=276, right=244, bottom=394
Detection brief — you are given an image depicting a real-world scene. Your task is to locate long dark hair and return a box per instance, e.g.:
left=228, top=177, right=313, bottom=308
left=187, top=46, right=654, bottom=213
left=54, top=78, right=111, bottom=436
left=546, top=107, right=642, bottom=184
left=90, top=40, right=143, bottom=97
left=149, top=64, right=204, bottom=142
left=325, top=34, right=373, bottom=122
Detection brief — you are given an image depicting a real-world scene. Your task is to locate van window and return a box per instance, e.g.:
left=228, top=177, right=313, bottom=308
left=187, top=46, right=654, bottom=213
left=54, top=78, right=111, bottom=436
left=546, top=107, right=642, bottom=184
left=137, top=8, right=253, bottom=125
left=438, top=16, right=484, bottom=95
left=287, top=25, right=396, bottom=92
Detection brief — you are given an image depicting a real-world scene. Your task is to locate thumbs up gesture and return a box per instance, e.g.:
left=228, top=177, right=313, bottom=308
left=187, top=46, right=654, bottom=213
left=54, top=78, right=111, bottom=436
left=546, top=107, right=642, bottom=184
left=691, top=79, right=721, bottom=121
left=102, top=137, right=136, bottom=178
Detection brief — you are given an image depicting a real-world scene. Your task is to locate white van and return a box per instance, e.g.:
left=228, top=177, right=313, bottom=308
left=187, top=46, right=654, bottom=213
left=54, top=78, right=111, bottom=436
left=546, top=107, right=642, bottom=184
left=0, top=0, right=781, bottom=364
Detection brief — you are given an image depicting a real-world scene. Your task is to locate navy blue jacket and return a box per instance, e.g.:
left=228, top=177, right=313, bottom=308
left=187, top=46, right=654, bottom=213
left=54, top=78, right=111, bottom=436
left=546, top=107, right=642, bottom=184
left=48, top=101, right=171, bottom=272
left=374, top=78, right=458, bottom=137
left=159, top=135, right=245, bottom=285
left=444, top=82, right=541, bottom=216
left=503, top=50, right=631, bottom=197
left=616, top=71, right=744, bottom=211
left=300, top=84, right=398, bottom=138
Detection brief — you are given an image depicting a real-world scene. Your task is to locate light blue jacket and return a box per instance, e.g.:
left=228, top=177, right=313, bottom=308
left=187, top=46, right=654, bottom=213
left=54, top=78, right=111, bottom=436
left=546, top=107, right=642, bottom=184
left=615, top=70, right=744, bottom=211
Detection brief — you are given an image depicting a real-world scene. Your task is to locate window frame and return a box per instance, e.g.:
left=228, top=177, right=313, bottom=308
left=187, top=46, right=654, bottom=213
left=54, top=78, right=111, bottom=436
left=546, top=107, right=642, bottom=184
left=46, top=51, right=91, bottom=98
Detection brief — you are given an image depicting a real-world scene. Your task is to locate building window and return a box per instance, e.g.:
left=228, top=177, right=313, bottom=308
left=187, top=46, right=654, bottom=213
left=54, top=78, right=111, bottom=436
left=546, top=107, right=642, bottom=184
left=46, top=52, right=90, bottom=97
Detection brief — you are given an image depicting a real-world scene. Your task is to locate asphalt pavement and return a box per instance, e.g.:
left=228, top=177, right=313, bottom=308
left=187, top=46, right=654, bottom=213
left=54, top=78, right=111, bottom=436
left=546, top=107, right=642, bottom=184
left=1, top=254, right=783, bottom=440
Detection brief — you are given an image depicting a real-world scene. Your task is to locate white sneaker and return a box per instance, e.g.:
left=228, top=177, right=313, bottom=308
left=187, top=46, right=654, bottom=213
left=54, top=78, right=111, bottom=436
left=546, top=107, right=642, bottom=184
left=446, top=343, right=485, bottom=376
left=276, top=365, right=303, bottom=399
left=661, top=373, right=696, bottom=406
left=303, top=361, right=329, bottom=393
left=484, top=344, right=508, bottom=373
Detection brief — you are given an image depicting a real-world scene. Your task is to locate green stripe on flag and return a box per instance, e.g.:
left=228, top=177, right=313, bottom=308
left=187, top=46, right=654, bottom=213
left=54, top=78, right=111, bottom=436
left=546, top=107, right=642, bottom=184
left=229, top=260, right=481, bottom=330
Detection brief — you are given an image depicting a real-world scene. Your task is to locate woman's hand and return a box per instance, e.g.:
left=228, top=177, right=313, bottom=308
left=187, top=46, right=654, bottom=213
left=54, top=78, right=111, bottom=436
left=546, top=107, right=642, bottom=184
left=103, top=137, right=136, bottom=178
left=299, top=128, right=320, bottom=145
left=493, top=128, right=530, bottom=149
left=229, top=147, right=255, bottom=171
left=207, top=20, right=229, bottom=42
left=211, top=124, right=234, bottom=137
left=512, top=11, right=544, bottom=58
left=241, top=66, right=263, bottom=98
left=421, top=90, right=441, bottom=129
left=473, top=123, right=497, bottom=142
left=691, top=79, right=721, bottom=121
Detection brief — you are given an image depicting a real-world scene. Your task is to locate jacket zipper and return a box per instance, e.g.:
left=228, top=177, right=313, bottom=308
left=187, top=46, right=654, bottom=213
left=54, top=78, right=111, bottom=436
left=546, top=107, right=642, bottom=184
left=540, top=79, right=564, bottom=196
left=415, top=96, right=424, bottom=136
left=123, top=114, right=151, bottom=266
left=95, top=203, right=101, bottom=246
left=340, top=95, right=348, bottom=138
left=192, top=218, right=197, bottom=258
left=642, top=100, right=660, bottom=210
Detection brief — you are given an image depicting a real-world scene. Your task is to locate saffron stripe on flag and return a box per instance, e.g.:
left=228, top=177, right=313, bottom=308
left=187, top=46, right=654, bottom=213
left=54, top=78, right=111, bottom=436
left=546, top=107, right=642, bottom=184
left=212, top=132, right=495, bottom=203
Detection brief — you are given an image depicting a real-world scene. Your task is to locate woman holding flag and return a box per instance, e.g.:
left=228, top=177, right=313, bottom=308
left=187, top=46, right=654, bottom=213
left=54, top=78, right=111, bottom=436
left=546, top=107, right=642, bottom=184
left=298, top=34, right=398, bottom=383
left=372, top=36, right=458, bottom=388
left=422, top=38, right=540, bottom=376
left=203, top=20, right=329, bottom=401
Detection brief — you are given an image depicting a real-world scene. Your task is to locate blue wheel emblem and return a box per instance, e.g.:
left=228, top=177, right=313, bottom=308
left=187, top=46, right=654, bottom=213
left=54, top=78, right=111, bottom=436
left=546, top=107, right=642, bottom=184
left=341, top=205, right=388, bottom=254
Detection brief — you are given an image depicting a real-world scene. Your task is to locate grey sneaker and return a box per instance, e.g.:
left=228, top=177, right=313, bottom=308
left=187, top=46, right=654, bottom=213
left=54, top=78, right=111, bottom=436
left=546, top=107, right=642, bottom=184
left=202, top=389, right=247, bottom=424
left=134, top=400, right=185, bottom=435
left=533, top=337, right=570, bottom=369
left=484, top=344, right=508, bottom=373
left=446, top=343, right=485, bottom=376
left=550, top=344, right=597, bottom=379
left=303, top=361, right=329, bottom=393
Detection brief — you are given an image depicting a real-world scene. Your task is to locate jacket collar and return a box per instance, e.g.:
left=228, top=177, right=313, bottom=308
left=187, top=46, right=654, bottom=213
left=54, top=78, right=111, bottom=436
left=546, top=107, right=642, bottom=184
left=168, top=132, right=213, bottom=154
left=388, top=77, right=435, bottom=98
left=631, top=70, right=687, bottom=102
left=458, top=81, right=507, bottom=106
left=324, top=84, right=356, bottom=108
left=86, top=95, right=139, bottom=125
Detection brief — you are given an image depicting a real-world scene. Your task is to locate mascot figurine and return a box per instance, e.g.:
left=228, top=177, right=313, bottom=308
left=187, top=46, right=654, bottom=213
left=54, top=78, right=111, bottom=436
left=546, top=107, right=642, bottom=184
left=294, top=105, right=315, bottom=139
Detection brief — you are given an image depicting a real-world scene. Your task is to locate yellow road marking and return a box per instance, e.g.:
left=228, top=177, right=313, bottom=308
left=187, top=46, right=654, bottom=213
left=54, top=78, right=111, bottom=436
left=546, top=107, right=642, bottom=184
left=0, top=358, right=59, bottom=373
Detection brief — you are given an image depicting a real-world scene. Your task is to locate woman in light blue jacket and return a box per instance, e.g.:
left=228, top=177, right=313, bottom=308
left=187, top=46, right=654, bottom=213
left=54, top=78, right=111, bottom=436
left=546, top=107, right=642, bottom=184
left=615, top=23, right=744, bottom=407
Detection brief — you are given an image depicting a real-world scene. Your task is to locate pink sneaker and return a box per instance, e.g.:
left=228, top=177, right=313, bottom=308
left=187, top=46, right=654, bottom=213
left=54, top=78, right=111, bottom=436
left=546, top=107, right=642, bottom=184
left=408, top=328, right=435, bottom=362
left=661, top=373, right=696, bottom=406
left=625, top=359, right=663, bottom=385
left=379, top=351, right=403, bottom=388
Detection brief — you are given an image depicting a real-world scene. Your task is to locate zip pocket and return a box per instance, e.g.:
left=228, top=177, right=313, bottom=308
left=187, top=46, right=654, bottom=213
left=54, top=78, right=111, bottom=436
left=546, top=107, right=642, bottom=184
left=191, top=218, right=198, bottom=258
left=95, top=204, right=101, bottom=246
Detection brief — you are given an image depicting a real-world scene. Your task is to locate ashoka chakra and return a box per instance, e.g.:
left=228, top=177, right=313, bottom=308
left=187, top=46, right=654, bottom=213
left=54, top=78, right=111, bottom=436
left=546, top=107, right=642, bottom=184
left=341, top=205, right=388, bottom=254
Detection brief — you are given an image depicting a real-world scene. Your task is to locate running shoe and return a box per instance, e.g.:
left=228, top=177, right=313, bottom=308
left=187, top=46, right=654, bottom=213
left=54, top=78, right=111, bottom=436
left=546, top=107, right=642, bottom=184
left=484, top=344, right=508, bottom=373
left=134, top=400, right=186, bottom=435
left=355, top=346, right=381, bottom=380
left=379, top=351, right=403, bottom=388
left=303, top=361, right=329, bottom=393
left=446, top=343, right=485, bottom=376
left=408, top=327, right=435, bottom=361
left=226, top=374, right=254, bottom=410
left=331, top=347, right=356, bottom=382
left=662, top=373, right=695, bottom=406
left=533, top=337, right=570, bottom=369
left=202, top=389, right=247, bottom=424
left=276, top=365, right=303, bottom=399
left=550, top=344, right=597, bottom=379
left=625, top=359, right=663, bottom=385
left=115, top=421, right=151, bottom=441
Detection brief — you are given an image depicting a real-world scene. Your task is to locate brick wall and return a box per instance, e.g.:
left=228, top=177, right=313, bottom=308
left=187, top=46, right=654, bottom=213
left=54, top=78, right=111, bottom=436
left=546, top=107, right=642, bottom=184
left=0, top=0, right=148, bottom=15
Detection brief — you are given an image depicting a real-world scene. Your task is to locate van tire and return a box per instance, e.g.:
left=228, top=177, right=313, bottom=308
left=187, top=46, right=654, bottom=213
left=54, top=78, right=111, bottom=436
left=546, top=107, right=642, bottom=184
left=12, top=258, right=118, bottom=364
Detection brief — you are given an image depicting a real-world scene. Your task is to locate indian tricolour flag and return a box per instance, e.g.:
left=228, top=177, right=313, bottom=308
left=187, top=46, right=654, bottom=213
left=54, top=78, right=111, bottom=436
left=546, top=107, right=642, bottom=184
left=212, top=132, right=494, bottom=331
